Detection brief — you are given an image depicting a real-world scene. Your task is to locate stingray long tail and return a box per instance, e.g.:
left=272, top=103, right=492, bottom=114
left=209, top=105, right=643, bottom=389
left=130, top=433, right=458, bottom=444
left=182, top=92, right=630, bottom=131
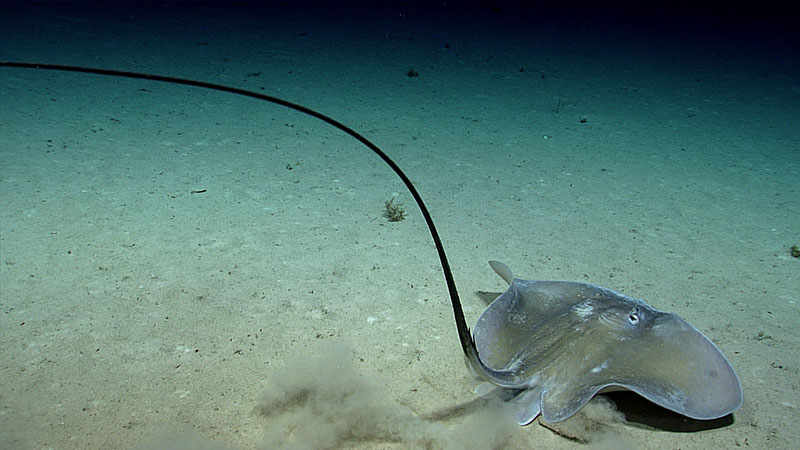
left=0, top=60, right=516, bottom=387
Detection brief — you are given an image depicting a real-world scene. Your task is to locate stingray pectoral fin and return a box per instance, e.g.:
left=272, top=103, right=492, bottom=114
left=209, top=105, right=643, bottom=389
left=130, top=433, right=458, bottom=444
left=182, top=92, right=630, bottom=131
left=553, top=312, right=744, bottom=423
left=622, top=313, right=743, bottom=420
left=535, top=312, right=743, bottom=423
left=489, top=260, right=514, bottom=285
left=509, top=386, right=545, bottom=425
left=539, top=382, right=604, bottom=423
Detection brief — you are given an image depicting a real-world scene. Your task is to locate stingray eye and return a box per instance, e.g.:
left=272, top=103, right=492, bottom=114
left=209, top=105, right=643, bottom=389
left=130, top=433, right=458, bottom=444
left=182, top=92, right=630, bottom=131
left=627, top=311, right=640, bottom=325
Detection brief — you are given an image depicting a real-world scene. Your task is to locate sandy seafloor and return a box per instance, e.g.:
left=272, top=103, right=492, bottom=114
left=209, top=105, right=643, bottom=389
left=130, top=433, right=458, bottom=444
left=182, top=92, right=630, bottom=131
left=1, top=1, right=798, bottom=449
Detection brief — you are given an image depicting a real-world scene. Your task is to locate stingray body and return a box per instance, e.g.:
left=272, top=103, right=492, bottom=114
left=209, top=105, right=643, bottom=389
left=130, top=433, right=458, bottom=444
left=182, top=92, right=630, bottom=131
left=468, top=261, right=743, bottom=425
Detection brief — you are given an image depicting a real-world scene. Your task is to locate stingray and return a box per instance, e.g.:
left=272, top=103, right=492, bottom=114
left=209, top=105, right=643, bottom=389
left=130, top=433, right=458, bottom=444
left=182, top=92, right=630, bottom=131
left=0, top=61, right=743, bottom=427
left=467, top=260, right=743, bottom=425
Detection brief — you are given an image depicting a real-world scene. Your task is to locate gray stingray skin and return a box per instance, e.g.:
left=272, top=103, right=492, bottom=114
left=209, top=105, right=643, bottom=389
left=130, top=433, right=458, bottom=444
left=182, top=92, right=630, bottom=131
left=470, top=261, right=743, bottom=425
